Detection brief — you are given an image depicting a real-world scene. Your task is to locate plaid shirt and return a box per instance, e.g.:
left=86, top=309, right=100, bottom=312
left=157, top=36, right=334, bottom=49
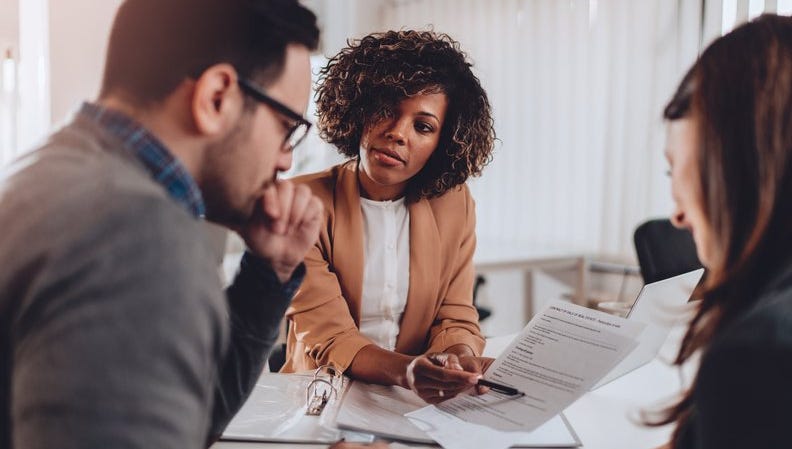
left=80, top=102, right=205, bottom=217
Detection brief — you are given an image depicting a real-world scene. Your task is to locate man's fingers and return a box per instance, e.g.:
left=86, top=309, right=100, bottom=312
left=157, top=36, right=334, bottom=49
left=303, top=196, right=324, bottom=227
left=286, top=184, right=312, bottom=233
left=261, top=183, right=280, bottom=221
left=273, top=181, right=295, bottom=234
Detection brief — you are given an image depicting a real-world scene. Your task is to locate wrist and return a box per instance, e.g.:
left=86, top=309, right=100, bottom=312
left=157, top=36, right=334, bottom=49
left=242, top=251, right=299, bottom=284
left=271, top=263, right=297, bottom=284
left=397, top=355, right=418, bottom=389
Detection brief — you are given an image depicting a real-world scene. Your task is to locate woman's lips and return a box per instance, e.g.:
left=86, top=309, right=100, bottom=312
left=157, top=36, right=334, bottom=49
left=371, top=148, right=405, bottom=167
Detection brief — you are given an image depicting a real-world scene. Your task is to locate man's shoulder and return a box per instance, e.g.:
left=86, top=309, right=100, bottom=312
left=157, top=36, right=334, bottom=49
left=0, top=120, right=209, bottom=274
left=5, top=119, right=193, bottom=227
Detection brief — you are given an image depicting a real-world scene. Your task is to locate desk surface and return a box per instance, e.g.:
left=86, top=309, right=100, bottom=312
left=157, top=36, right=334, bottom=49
left=213, top=330, right=687, bottom=449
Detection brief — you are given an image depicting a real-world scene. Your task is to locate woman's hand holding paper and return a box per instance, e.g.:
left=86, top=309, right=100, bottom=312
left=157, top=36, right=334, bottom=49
left=405, top=352, right=492, bottom=403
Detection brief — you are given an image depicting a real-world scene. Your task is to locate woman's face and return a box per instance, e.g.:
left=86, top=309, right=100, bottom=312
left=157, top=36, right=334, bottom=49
left=665, top=117, right=717, bottom=267
left=358, top=92, right=448, bottom=201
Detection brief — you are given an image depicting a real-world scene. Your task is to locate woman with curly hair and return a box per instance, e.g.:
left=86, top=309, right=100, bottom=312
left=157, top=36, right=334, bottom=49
left=280, top=30, right=496, bottom=403
left=652, top=14, right=792, bottom=449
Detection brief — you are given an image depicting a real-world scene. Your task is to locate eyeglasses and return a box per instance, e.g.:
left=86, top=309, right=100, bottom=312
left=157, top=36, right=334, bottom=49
left=237, top=78, right=312, bottom=151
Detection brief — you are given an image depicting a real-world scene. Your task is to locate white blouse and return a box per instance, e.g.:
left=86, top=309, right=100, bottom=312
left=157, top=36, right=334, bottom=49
left=358, top=196, right=410, bottom=351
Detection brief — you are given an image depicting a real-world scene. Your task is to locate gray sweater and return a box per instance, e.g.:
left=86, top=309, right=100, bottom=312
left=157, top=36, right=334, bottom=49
left=0, top=116, right=299, bottom=448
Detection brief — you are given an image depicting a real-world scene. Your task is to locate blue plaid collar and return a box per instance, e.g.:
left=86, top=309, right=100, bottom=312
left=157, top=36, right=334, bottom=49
left=80, top=102, right=205, bottom=217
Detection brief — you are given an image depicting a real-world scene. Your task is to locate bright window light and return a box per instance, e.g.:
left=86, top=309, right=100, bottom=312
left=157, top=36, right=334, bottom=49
left=779, top=0, right=792, bottom=14
left=749, top=0, right=766, bottom=19
left=722, top=0, right=738, bottom=34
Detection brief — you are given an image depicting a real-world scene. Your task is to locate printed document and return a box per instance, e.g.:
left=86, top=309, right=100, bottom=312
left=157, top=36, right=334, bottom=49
left=435, top=300, right=645, bottom=432
left=337, top=382, right=580, bottom=447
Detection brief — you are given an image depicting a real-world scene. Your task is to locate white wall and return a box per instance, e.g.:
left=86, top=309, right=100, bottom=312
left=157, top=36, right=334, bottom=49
left=48, top=0, right=122, bottom=127
left=0, top=0, right=19, bottom=48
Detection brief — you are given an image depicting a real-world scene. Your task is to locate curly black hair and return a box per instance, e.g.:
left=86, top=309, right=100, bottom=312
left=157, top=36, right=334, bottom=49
left=315, top=30, right=496, bottom=200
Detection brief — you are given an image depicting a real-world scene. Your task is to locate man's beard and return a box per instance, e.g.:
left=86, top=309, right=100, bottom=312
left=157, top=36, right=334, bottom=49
left=199, top=118, right=259, bottom=227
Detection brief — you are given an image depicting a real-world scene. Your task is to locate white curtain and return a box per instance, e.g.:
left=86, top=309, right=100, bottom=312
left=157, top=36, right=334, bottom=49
left=0, top=48, right=18, bottom=167
left=0, top=0, right=49, bottom=168
left=373, top=0, right=700, bottom=259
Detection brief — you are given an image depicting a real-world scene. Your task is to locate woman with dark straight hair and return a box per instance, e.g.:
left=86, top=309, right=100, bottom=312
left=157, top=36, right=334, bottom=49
left=656, top=14, right=792, bottom=449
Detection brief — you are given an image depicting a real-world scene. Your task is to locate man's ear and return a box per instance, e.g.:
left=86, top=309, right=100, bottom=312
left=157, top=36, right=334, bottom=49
left=191, top=63, right=244, bottom=136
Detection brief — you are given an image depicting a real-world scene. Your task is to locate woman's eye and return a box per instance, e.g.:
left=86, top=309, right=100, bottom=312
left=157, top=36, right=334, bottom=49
left=415, top=122, right=434, bottom=133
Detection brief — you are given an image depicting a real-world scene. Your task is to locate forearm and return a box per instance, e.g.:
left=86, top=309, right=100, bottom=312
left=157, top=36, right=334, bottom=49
left=445, top=343, right=476, bottom=358
left=209, top=252, right=304, bottom=441
left=346, top=344, right=416, bottom=389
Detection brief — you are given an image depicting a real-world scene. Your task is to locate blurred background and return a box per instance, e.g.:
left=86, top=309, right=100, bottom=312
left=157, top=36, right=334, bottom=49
left=0, top=0, right=783, bottom=333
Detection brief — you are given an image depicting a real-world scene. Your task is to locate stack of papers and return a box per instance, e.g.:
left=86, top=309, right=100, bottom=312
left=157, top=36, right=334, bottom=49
left=335, top=382, right=580, bottom=447
left=399, top=300, right=645, bottom=448
left=431, top=300, right=644, bottom=432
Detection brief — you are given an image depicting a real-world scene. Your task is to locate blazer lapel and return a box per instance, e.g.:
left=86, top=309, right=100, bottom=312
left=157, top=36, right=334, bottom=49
left=395, top=198, right=442, bottom=354
left=331, top=162, right=365, bottom=324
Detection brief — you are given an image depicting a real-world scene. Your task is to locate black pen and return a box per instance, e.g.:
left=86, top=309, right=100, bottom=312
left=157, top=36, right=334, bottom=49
left=477, top=378, right=525, bottom=396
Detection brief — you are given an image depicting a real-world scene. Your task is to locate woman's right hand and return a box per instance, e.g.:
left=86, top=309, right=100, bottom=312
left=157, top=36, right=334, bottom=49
left=405, top=352, right=481, bottom=403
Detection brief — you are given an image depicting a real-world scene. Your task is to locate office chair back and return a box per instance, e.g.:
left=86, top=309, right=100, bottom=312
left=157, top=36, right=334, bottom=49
left=634, top=219, right=703, bottom=284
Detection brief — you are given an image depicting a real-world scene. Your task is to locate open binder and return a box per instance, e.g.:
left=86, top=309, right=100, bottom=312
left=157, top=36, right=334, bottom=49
left=221, top=371, right=580, bottom=447
left=221, top=370, right=372, bottom=444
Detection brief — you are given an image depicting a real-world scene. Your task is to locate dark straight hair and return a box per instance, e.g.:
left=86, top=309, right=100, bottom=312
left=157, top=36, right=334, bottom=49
left=100, top=0, right=319, bottom=107
left=656, top=14, right=792, bottom=445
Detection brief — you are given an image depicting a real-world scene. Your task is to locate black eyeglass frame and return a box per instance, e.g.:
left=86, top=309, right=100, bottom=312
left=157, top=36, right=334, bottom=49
left=237, top=78, right=312, bottom=151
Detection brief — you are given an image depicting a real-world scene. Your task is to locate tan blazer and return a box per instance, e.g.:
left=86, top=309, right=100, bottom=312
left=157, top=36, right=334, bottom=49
left=281, top=161, right=485, bottom=373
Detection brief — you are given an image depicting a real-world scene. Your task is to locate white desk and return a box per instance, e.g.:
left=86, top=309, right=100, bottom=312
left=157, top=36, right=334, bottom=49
left=213, top=330, right=687, bottom=449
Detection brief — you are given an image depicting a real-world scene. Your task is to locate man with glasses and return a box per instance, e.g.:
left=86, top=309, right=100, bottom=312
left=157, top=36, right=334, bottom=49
left=0, top=1, right=332, bottom=448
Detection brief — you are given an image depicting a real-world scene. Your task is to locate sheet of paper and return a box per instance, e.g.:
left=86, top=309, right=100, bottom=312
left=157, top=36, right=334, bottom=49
left=335, top=382, right=580, bottom=447
left=406, top=406, right=516, bottom=449
left=437, top=300, right=645, bottom=432
left=407, top=405, right=581, bottom=449
left=335, top=382, right=430, bottom=443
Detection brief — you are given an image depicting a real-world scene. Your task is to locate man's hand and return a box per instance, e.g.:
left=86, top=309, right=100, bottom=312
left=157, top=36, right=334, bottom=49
left=236, top=180, right=323, bottom=282
left=405, top=353, right=480, bottom=403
